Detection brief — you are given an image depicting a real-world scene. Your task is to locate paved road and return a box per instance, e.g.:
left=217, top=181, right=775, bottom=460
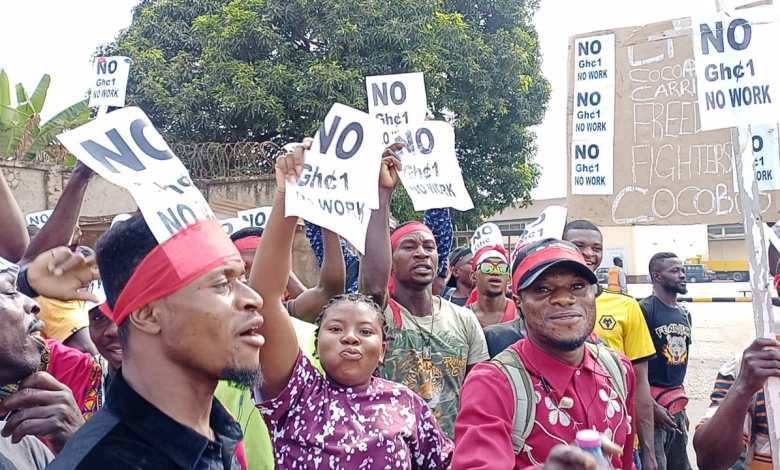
left=626, top=282, right=759, bottom=468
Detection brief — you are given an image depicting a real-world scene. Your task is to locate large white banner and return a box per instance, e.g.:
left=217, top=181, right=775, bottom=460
left=366, top=72, right=427, bottom=146
left=394, top=121, right=473, bottom=211
left=88, top=56, right=131, bottom=108
left=285, top=103, right=382, bottom=253
left=58, top=107, right=214, bottom=242
left=570, top=33, right=616, bottom=195
left=692, top=9, right=780, bottom=130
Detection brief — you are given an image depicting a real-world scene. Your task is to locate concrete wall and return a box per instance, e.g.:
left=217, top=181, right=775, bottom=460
left=708, top=238, right=746, bottom=260
left=2, top=161, right=322, bottom=287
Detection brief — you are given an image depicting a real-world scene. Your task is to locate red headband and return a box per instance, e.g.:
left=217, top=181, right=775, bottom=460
left=471, top=245, right=509, bottom=270
left=234, top=236, right=261, bottom=252
left=511, top=245, right=585, bottom=294
left=106, top=218, right=241, bottom=326
left=390, top=222, right=434, bottom=250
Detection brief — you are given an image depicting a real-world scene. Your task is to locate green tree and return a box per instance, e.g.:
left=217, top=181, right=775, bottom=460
left=112, top=0, right=549, bottom=225
left=0, top=70, right=90, bottom=162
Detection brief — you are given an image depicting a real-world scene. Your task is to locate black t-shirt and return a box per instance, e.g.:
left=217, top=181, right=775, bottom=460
left=639, top=295, right=692, bottom=388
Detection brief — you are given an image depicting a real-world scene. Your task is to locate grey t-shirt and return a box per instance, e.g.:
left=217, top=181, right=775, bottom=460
left=0, top=421, right=53, bottom=470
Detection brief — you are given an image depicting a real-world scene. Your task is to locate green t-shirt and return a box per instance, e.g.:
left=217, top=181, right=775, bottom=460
left=214, top=317, right=319, bottom=470
left=380, top=296, right=489, bottom=437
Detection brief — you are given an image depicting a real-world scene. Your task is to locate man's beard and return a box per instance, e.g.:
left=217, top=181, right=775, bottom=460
left=221, top=367, right=262, bottom=390
left=662, top=281, right=687, bottom=295
left=544, top=332, right=590, bottom=351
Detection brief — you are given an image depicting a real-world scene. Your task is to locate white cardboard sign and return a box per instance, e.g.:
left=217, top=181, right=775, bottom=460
left=692, top=9, right=780, bottom=130
left=284, top=103, right=382, bottom=253
left=393, top=121, right=473, bottom=211
left=88, top=56, right=131, bottom=108
left=366, top=73, right=427, bottom=146
left=25, top=209, right=54, bottom=228
left=570, top=33, right=616, bottom=195
left=470, top=223, right=504, bottom=254
left=220, top=217, right=249, bottom=235
left=238, top=206, right=272, bottom=229
left=752, top=124, right=780, bottom=191
left=512, top=205, right=568, bottom=258
left=57, top=107, right=214, bottom=242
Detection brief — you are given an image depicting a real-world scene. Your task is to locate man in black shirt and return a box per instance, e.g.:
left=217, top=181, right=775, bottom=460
left=50, top=214, right=264, bottom=469
left=639, top=252, right=692, bottom=470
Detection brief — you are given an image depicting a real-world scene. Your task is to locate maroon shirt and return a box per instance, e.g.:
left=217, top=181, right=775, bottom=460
left=453, top=338, right=636, bottom=469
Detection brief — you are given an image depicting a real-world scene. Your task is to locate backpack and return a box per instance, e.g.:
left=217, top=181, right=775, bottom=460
left=491, top=342, right=628, bottom=454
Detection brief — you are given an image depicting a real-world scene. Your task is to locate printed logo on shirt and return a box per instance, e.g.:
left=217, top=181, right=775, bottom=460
left=599, top=315, right=617, bottom=331
left=662, top=335, right=689, bottom=365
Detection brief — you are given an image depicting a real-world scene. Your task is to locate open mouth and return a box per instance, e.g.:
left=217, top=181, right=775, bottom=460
left=238, top=321, right=264, bottom=348
left=412, top=264, right=433, bottom=274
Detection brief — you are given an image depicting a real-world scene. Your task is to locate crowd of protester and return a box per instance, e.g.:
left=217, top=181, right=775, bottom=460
left=0, top=139, right=778, bottom=470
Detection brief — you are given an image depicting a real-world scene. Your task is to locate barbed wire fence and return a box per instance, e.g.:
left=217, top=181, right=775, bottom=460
left=172, top=141, right=283, bottom=179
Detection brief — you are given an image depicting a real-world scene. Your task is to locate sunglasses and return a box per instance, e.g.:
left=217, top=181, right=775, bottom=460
left=478, top=261, right=509, bottom=275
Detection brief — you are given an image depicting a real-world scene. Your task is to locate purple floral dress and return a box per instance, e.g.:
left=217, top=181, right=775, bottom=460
left=258, top=354, right=453, bottom=469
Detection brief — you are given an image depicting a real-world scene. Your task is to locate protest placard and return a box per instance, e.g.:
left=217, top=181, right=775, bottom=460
left=25, top=209, right=54, bottom=229
left=750, top=124, right=780, bottom=191
left=470, top=223, right=504, bottom=254
left=513, top=206, right=568, bottom=256
left=691, top=9, right=780, bottom=131
left=285, top=103, right=382, bottom=253
left=571, top=34, right=615, bottom=195
left=88, top=56, right=131, bottom=109
left=238, top=206, right=272, bottom=229
left=566, top=18, right=780, bottom=225
left=220, top=217, right=249, bottom=235
left=57, top=107, right=214, bottom=242
left=393, top=121, right=473, bottom=211
left=366, top=73, right=427, bottom=146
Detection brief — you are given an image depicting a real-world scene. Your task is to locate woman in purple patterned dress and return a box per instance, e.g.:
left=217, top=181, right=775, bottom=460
left=248, top=140, right=453, bottom=469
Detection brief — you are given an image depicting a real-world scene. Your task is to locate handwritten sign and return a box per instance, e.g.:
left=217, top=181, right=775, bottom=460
left=88, top=56, right=131, bottom=108
left=57, top=107, right=214, bottom=242
left=392, top=121, right=473, bottom=211
left=571, top=34, right=616, bottom=195
left=366, top=73, right=427, bottom=146
left=25, top=209, right=53, bottom=229
left=470, top=223, right=504, bottom=254
left=566, top=18, right=780, bottom=225
left=692, top=10, right=780, bottom=130
left=285, top=103, right=382, bottom=253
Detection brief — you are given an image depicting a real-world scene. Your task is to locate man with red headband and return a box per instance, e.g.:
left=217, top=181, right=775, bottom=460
left=466, top=245, right=517, bottom=328
left=50, top=214, right=263, bottom=469
left=453, top=238, right=636, bottom=469
left=361, top=144, right=488, bottom=438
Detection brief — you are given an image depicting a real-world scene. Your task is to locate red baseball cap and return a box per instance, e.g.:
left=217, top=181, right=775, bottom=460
left=511, top=238, right=598, bottom=294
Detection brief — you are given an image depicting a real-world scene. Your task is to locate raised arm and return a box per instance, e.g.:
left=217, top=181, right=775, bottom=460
left=249, top=141, right=311, bottom=399
left=22, top=162, right=93, bottom=263
left=0, top=169, right=29, bottom=262
left=288, top=228, right=345, bottom=322
left=359, top=144, right=402, bottom=309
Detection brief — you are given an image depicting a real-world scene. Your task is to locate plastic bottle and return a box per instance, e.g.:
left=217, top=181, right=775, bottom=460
left=575, top=429, right=612, bottom=469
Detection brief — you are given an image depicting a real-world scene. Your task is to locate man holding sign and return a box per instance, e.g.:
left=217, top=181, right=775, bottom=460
left=361, top=143, right=488, bottom=438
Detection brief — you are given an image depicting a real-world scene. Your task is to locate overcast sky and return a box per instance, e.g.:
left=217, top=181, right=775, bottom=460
left=1, top=0, right=726, bottom=200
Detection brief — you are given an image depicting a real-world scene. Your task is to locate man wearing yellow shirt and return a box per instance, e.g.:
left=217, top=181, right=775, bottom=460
left=564, top=219, right=657, bottom=470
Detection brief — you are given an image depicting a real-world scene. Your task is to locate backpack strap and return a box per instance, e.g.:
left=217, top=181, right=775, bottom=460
left=491, top=347, right=536, bottom=454
left=586, top=342, right=628, bottom=403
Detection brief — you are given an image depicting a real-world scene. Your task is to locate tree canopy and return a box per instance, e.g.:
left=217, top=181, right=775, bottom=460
left=112, top=0, right=550, bottom=225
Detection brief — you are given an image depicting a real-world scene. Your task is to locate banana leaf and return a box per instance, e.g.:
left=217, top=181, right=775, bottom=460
left=15, top=83, right=28, bottom=108
left=29, top=75, right=50, bottom=114
left=0, top=70, right=9, bottom=108
left=24, top=99, right=89, bottom=159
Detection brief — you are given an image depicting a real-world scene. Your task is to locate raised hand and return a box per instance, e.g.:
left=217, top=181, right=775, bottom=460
left=27, top=246, right=99, bottom=302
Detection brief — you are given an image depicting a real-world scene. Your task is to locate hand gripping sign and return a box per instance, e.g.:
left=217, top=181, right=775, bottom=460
left=57, top=107, right=214, bottom=243
left=285, top=103, right=382, bottom=254
left=393, top=121, right=474, bottom=212
left=89, top=56, right=131, bottom=109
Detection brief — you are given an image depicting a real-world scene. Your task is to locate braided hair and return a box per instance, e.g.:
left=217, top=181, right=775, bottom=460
left=313, top=293, right=391, bottom=363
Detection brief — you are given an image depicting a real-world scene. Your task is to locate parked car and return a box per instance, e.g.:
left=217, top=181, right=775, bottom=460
left=684, top=264, right=712, bottom=283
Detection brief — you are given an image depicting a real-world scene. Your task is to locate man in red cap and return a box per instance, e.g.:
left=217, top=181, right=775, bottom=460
left=466, top=245, right=517, bottom=328
left=50, top=214, right=263, bottom=469
left=453, top=238, right=636, bottom=469
left=361, top=144, right=488, bottom=438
